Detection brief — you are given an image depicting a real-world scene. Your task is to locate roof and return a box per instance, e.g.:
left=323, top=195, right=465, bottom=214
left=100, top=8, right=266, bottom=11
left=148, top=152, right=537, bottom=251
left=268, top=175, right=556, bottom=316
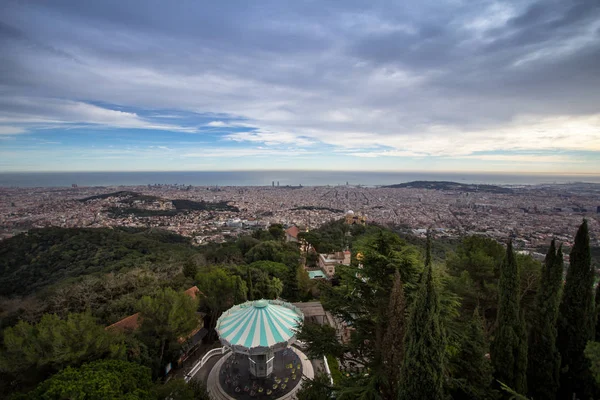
left=184, top=286, right=201, bottom=299
left=292, top=301, right=326, bottom=318
left=308, top=270, right=326, bottom=279
left=285, top=225, right=300, bottom=239
left=106, top=313, right=141, bottom=332
left=216, top=299, right=303, bottom=353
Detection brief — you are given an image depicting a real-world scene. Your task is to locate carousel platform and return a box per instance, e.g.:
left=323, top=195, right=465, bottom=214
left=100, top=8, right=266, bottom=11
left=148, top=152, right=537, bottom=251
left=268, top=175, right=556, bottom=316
left=207, top=346, right=314, bottom=400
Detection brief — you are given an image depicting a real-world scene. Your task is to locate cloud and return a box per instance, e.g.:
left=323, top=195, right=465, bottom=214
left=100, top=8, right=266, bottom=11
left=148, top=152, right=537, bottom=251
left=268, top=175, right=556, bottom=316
left=0, top=98, right=197, bottom=132
left=462, top=154, right=584, bottom=163
left=226, top=130, right=314, bottom=146
left=181, top=147, right=315, bottom=158
left=0, top=126, right=27, bottom=135
left=0, top=0, right=599, bottom=170
left=206, top=121, right=229, bottom=127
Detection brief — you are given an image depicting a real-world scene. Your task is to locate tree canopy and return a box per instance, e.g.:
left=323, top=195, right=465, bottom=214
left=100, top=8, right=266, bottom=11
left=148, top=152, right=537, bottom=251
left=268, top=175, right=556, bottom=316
left=21, top=359, right=154, bottom=400
left=491, top=240, right=528, bottom=395
left=399, top=237, right=446, bottom=400
left=527, top=240, right=563, bottom=400
left=137, top=287, right=199, bottom=367
left=0, top=312, right=124, bottom=377
left=557, top=220, right=596, bottom=399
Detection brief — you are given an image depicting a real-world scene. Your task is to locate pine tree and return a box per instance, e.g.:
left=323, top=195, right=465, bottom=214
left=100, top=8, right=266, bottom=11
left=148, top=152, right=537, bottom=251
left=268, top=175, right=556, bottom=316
left=399, top=237, right=445, bottom=400
left=557, top=220, right=596, bottom=399
left=381, top=270, right=407, bottom=400
left=491, top=239, right=528, bottom=394
left=527, top=240, right=563, bottom=400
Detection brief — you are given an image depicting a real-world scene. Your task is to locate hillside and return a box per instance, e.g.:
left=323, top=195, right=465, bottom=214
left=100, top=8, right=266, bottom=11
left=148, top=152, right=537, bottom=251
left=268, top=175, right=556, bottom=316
left=383, top=180, right=513, bottom=194
left=0, top=227, right=196, bottom=297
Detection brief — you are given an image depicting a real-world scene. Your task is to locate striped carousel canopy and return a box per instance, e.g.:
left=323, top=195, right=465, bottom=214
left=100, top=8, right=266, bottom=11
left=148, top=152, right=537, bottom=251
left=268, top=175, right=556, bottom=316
left=216, top=299, right=304, bottom=353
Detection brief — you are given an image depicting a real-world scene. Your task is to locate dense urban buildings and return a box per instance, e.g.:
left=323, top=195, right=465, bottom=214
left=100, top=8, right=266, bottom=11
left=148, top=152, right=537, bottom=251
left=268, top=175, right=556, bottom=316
left=1, top=182, right=599, bottom=253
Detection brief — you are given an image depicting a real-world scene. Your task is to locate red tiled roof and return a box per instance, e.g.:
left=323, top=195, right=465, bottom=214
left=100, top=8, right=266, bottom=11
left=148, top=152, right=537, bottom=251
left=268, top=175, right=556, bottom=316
left=184, top=286, right=201, bottom=300
left=285, top=226, right=300, bottom=238
left=106, top=313, right=141, bottom=332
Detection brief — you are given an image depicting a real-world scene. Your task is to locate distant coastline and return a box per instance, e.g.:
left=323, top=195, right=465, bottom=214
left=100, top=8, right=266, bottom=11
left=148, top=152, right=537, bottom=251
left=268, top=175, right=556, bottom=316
left=1, top=171, right=600, bottom=188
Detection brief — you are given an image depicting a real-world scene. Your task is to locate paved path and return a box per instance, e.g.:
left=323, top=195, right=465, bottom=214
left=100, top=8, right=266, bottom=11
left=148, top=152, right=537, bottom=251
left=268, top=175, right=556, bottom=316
left=192, top=353, right=224, bottom=384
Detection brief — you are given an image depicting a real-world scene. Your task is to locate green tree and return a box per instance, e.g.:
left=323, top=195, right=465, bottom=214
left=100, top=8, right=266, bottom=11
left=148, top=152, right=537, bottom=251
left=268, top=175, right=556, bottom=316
left=297, top=322, right=343, bottom=360
left=268, top=223, right=285, bottom=241
left=381, top=270, right=406, bottom=400
left=195, top=268, right=247, bottom=336
left=527, top=240, right=563, bottom=400
left=246, top=266, right=254, bottom=301
left=245, top=241, right=300, bottom=268
left=0, top=312, right=124, bottom=377
left=252, top=269, right=283, bottom=299
left=448, top=308, right=495, bottom=400
left=557, top=220, right=596, bottom=399
left=296, top=373, right=334, bottom=400
left=236, top=235, right=260, bottom=255
left=137, top=287, right=199, bottom=366
left=595, top=282, right=600, bottom=342
left=491, top=240, right=528, bottom=395
left=182, top=259, right=197, bottom=279
left=399, top=252, right=446, bottom=400
left=153, top=378, right=210, bottom=400
left=296, top=263, right=313, bottom=300
left=25, top=359, right=153, bottom=400
left=585, top=341, right=600, bottom=387
left=306, top=250, right=319, bottom=267
left=248, top=260, right=289, bottom=278
left=299, top=227, right=421, bottom=398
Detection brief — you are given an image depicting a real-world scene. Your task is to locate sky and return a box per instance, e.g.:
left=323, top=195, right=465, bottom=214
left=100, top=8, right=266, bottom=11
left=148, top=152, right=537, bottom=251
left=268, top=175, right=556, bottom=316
left=0, top=0, right=599, bottom=173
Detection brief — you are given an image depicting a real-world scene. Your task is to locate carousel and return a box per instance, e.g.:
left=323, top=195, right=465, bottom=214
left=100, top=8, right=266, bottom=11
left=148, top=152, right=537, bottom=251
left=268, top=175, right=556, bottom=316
left=208, top=299, right=311, bottom=399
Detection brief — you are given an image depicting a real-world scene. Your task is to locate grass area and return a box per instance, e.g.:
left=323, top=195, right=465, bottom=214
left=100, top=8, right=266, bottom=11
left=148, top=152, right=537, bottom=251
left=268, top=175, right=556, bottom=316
left=326, top=354, right=343, bottom=384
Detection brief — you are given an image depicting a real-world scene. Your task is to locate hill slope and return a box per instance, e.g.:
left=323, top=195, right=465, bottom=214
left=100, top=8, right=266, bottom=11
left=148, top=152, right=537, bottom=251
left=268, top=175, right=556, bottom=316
left=0, top=227, right=195, bottom=297
left=383, top=180, right=512, bottom=194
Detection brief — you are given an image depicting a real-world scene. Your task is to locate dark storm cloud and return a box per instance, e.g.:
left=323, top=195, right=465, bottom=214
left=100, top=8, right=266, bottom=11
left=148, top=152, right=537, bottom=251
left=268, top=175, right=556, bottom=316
left=0, top=0, right=598, bottom=154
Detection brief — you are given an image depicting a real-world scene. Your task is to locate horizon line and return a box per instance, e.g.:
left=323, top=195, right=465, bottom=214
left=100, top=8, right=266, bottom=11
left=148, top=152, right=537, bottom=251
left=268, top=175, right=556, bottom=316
left=1, top=169, right=600, bottom=176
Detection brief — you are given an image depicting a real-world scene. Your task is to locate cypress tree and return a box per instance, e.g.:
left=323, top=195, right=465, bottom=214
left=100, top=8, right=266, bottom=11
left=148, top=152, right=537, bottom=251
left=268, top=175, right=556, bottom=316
left=527, top=240, right=563, bottom=399
left=399, top=238, right=445, bottom=400
left=515, top=309, right=528, bottom=393
left=594, top=278, right=600, bottom=342
left=557, top=220, right=596, bottom=399
left=491, top=239, right=528, bottom=394
left=381, top=270, right=407, bottom=400
left=246, top=266, right=254, bottom=300
left=450, top=308, right=494, bottom=400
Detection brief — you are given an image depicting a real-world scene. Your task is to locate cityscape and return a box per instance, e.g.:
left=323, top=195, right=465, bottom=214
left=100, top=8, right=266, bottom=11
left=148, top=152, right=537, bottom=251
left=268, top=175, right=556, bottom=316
left=1, top=0, right=600, bottom=398
left=2, top=182, right=599, bottom=251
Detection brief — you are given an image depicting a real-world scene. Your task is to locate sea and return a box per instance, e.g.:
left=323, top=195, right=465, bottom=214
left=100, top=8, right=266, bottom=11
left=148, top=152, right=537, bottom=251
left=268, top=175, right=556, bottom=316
left=1, top=171, right=600, bottom=188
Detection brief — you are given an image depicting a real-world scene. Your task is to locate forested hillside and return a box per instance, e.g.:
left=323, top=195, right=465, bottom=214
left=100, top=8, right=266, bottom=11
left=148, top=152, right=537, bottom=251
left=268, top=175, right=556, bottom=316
left=0, top=223, right=312, bottom=398
left=0, top=227, right=194, bottom=297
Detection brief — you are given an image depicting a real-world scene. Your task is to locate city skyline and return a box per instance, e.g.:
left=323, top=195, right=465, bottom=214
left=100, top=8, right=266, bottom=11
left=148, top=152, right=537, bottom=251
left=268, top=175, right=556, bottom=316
left=1, top=0, right=599, bottom=173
